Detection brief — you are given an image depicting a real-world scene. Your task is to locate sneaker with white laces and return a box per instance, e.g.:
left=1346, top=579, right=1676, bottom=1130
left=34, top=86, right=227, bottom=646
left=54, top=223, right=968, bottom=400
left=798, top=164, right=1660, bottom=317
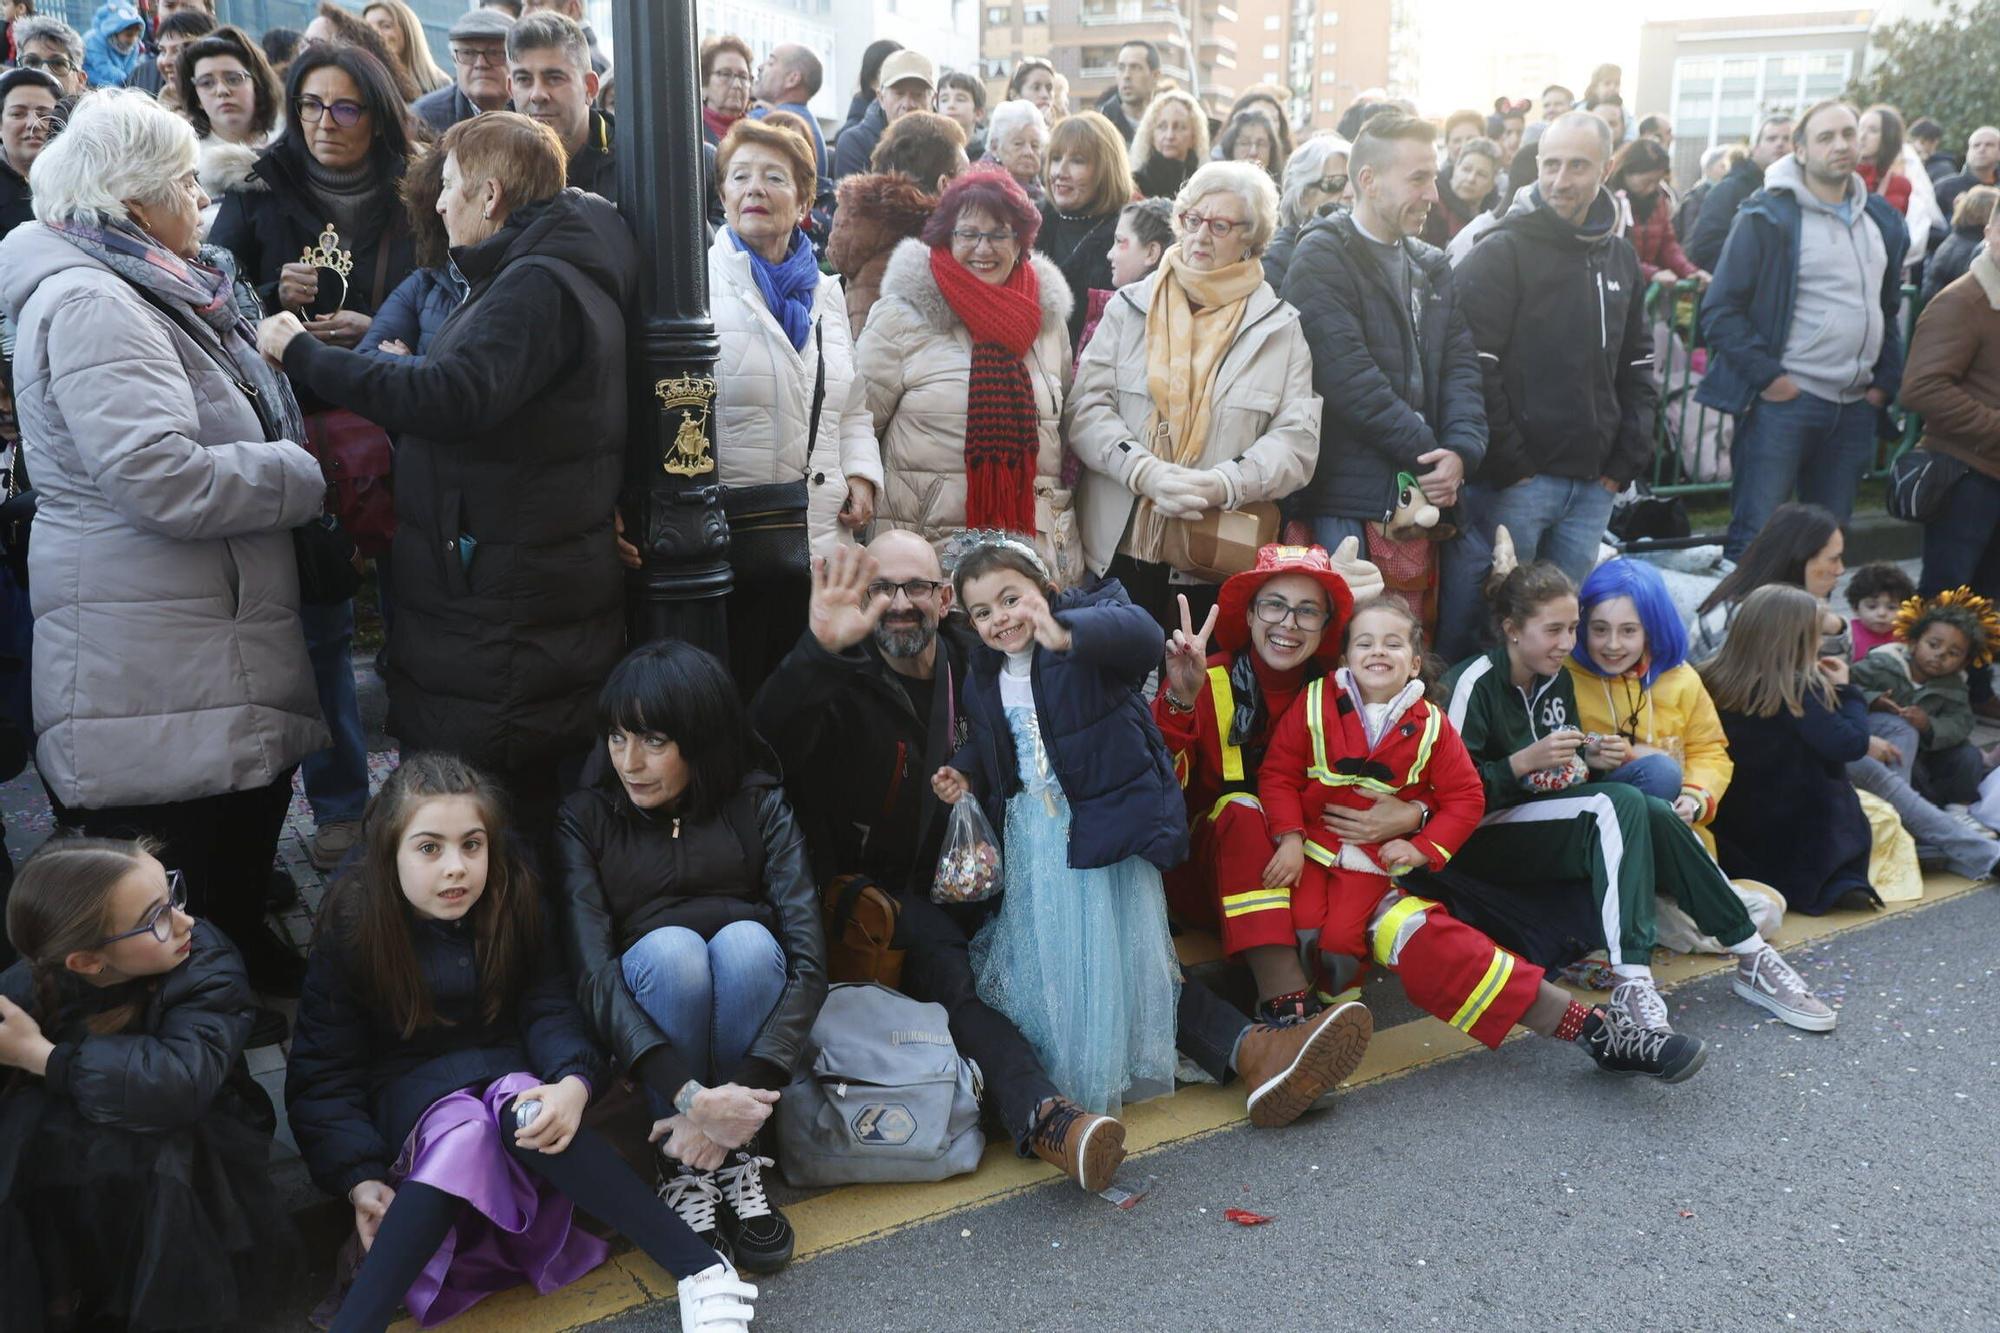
left=1733, top=945, right=1836, bottom=1032
left=1580, top=1008, right=1707, bottom=1082
left=658, top=1159, right=731, bottom=1266
left=676, top=1261, right=757, bottom=1332
left=716, top=1148, right=794, bottom=1273
left=1607, top=977, right=1672, bottom=1033
left=1943, top=804, right=1999, bottom=840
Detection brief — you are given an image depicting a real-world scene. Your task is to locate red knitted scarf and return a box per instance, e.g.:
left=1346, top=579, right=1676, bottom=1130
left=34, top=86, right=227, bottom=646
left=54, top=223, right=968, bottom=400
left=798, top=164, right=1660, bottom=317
left=929, top=247, right=1043, bottom=533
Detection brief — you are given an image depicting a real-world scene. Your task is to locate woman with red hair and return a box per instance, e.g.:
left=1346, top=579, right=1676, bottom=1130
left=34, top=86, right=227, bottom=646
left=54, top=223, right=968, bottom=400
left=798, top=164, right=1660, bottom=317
left=854, top=165, right=1082, bottom=583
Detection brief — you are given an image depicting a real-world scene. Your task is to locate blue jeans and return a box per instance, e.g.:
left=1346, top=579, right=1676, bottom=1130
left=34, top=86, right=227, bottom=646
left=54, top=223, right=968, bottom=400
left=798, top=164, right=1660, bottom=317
left=1919, top=466, right=2000, bottom=704
left=1599, top=752, right=1683, bottom=800
left=621, top=920, right=787, bottom=1110
left=1723, top=391, right=1877, bottom=560
left=1309, top=514, right=1495, bottom=663
left=1459, top=475, right=1615, bottom=585
left=301, top=599, right=369, bottom=825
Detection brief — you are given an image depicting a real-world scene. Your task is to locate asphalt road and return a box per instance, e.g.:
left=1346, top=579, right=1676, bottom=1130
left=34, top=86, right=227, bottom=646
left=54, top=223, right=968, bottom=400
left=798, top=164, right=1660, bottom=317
left=590, top=888, right=2000, bottom=1333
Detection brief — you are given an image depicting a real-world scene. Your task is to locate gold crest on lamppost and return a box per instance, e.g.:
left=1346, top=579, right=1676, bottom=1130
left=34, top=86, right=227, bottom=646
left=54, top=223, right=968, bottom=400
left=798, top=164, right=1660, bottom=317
left=655, top=372, right=717, bottom=477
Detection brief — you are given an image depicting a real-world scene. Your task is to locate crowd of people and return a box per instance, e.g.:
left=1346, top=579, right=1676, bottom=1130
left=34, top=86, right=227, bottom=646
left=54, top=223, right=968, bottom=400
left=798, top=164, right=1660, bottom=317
left=0, top=10, right=1996, bottom=1332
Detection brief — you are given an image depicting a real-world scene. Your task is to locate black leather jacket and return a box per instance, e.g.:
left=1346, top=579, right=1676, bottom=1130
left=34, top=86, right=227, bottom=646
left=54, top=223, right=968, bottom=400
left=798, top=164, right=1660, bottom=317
left=555, top=756, right=826, bottom=1098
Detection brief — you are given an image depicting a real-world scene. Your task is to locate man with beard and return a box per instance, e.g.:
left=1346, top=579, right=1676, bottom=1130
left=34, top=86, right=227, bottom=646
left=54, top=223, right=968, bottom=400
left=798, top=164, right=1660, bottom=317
left=753, top=534, right=1369, bottom=1193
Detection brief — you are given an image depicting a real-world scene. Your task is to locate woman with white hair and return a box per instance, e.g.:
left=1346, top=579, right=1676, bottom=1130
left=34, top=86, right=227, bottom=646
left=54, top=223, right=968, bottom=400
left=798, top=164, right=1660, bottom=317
left=1263, top=134, right=1351, bottom=290
left=1131, top=87, right=1208, bottom=200
left=981, top=97, right=1047, bottom=203
left=0, top=90, right=328, bottom=995
left=1066, top=160, right=1322, bottom=630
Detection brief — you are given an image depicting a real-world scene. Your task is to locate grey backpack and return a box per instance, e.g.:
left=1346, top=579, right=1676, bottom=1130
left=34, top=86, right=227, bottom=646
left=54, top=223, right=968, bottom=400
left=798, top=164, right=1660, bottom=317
left=775, top=983, right=986, bottom=1186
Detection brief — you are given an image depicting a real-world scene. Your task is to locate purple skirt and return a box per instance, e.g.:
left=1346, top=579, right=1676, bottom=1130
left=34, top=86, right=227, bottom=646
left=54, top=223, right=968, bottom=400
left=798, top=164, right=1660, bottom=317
left=391, top=1072, right=612, bottom=1327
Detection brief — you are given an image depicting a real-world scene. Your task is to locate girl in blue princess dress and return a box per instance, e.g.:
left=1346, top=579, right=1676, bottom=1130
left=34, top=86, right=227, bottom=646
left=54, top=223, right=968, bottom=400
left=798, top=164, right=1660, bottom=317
left=932, top=536, right=1189, bottom=1117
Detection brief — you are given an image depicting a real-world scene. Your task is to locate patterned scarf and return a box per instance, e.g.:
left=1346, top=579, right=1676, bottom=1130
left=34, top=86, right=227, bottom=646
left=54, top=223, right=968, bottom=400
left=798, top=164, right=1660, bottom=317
left=45, top=216, right=305, bottom=444
left=929, top=246, right=1043, bottom=533
left=1128, top=248, right=1263, bottom=559
left=733, top=225, right=819, bottom=351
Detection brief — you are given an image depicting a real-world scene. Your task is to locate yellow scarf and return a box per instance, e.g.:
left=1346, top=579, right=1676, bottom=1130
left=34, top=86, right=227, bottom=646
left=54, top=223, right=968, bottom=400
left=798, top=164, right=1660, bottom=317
left=1128, top=248, right=1264, bottom=560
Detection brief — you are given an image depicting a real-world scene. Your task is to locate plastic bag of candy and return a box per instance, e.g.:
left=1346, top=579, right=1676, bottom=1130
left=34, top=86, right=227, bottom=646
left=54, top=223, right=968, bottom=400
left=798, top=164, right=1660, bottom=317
left=932, top=795, right=1003, bottom=904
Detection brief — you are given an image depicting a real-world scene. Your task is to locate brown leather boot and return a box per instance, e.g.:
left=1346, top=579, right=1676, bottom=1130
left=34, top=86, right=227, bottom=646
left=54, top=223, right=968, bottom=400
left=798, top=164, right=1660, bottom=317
left=1236, top=999, right=1373, bottom=1128
left=1027, top=1097, right=1127, bottom=1192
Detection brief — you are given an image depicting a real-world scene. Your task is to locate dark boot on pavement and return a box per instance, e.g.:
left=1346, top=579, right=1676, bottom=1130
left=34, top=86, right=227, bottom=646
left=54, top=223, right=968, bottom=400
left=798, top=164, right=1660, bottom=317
left=1028, top=1097, right=1126, bottom=1192
left=1236, top=999, right=1372, bottom=1128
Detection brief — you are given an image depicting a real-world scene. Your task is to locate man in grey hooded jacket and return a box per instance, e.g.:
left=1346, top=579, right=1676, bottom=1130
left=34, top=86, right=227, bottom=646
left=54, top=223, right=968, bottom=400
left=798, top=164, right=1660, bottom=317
left=1697, top=99, right=1910, bottom=561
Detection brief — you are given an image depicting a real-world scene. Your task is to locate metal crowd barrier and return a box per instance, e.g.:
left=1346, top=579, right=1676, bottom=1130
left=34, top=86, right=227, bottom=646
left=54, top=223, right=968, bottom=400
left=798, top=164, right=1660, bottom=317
left=1644, top=278, right=1923, bottom=498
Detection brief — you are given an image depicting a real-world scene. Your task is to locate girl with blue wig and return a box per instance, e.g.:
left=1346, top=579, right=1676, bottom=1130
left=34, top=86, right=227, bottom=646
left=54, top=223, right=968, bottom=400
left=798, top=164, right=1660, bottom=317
left=1566, top=558, right=1735, bottom=855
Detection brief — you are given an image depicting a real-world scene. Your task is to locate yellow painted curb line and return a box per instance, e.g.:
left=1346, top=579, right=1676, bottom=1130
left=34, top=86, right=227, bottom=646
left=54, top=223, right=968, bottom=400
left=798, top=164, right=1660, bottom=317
left=393, top=871, right=1987, bottom=1333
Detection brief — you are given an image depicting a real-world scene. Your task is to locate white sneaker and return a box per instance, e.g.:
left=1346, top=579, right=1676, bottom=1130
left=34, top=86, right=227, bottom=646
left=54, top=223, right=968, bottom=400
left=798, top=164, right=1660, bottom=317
left=1608, top=977, right=1672, bottom=1033
left=1733, top=945, right=1836, bottom=1032
left=677, top=1261, right=757, bottom=1332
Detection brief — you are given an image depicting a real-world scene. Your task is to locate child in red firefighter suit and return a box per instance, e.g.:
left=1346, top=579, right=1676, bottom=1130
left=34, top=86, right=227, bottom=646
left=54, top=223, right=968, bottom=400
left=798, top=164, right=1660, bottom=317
left=1259, top=598, right=1503, bottom=1017
left=1155, top=547, right=1707, bottom=1080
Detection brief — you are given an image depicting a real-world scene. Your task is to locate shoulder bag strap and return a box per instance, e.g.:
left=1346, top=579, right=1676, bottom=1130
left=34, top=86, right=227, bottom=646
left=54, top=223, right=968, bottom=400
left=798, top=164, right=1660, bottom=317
left=805, top=319, right=826, bottom=480
left=125, top=285, right=282, bottom=444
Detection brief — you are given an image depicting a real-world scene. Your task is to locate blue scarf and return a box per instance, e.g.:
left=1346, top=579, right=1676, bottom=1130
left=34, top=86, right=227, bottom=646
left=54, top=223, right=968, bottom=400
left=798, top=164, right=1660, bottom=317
left=732, top=226, right=817, bottom=351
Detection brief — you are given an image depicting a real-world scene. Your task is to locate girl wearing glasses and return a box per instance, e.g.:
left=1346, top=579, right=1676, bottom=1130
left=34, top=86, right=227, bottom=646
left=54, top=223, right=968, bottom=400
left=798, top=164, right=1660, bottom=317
left=0, top=837, right=300, bottom=1331
left=178, top=26, right=285, bottom=232
left=1069, top=161, right=1320, bottom=633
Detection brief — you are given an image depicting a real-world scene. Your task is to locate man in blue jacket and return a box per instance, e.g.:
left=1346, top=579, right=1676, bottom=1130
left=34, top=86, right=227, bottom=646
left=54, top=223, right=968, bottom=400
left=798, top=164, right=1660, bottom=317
left=1697, top=99, right=1909, bottom=561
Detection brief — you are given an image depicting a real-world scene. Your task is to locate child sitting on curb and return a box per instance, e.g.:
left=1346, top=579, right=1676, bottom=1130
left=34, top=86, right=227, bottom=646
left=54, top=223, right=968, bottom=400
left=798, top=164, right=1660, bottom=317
left=1845, top=563, right=1916, bottom=661
left=1850, top=587, right=2000, bottom=812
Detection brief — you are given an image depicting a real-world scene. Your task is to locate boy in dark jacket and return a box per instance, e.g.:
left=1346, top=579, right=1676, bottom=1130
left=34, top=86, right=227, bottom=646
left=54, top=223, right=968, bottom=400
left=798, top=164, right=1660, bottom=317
left=1455, top=112, right=1657, bottom=583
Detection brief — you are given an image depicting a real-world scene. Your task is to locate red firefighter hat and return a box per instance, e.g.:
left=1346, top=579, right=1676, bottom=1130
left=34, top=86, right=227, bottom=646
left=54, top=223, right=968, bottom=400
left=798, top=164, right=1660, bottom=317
left=1213, top=544, right=1356, bottom=662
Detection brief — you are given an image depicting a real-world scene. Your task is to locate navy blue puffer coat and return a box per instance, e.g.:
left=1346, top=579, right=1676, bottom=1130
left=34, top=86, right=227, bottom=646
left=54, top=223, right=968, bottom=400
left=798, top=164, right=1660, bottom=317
left=953, top=578, right=1188, bottom=871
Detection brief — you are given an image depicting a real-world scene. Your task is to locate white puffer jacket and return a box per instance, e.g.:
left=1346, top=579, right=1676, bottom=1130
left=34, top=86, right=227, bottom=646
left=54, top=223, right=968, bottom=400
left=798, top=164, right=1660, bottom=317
left=853, top=238, right=1079, bottom=583
left=709, top=230, right=882, bottom=555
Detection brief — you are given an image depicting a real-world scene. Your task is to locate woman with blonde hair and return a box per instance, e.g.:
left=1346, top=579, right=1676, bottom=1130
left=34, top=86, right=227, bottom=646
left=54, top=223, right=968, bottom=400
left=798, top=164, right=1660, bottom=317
left=363, top=0, right=450, bottom=95
left=1067, top=160, right=1320, bottom=627
left=1131, top=86, right=1207, bottom=200
left=1037, top=109, right=1135, bottom=344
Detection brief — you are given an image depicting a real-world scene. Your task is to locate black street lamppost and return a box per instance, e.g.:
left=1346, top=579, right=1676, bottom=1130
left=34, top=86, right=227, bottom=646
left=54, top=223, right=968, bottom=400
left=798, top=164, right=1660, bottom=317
left=611, top=0, right=733, bottom=657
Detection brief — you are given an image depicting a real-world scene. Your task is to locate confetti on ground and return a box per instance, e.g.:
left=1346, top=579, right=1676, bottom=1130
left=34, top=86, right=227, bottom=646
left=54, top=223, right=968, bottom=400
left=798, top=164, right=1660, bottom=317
left=1223, top=1208, right=1273, bottom=1226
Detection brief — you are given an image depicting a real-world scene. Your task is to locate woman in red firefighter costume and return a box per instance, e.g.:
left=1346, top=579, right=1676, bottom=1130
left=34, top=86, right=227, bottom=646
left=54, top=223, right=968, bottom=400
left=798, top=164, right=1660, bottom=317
left=1154, top=545, right=1709, bottom=1080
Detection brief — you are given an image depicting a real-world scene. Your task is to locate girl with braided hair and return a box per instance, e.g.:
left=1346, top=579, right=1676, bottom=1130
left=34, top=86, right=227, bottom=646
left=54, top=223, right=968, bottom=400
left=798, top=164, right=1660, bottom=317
left=0, top=836, right=298, bottom=1331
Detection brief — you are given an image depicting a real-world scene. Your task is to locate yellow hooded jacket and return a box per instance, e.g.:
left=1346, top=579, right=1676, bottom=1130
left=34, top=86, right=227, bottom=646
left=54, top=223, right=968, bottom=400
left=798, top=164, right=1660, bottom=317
left=1565, top=660, right=1734, bottom=855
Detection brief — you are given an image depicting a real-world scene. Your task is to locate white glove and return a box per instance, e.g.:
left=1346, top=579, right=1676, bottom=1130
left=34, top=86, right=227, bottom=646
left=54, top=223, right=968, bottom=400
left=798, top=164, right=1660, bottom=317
left=1152, top=467, right=1229, bottom=519
left=1326, top=535, right=1385, bottom=602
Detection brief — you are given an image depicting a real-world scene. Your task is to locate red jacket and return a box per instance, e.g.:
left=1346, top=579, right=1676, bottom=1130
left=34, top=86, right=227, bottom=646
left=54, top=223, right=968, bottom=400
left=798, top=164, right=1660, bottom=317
left=1154, top=652, right=1308, bottom=823
left=1257, top=672, right=1485, bottom=872
left=1621, top=189, right=1701, bottom=284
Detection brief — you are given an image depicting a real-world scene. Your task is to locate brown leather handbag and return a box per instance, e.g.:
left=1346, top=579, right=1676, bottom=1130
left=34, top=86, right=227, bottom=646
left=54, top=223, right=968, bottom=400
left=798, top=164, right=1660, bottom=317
left=821, top=874, right=904, bottom=988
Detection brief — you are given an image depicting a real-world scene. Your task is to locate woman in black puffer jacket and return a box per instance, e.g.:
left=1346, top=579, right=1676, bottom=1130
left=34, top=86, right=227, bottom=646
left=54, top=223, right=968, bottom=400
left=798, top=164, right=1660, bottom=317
left=556, top=640, right=825, bottom=1275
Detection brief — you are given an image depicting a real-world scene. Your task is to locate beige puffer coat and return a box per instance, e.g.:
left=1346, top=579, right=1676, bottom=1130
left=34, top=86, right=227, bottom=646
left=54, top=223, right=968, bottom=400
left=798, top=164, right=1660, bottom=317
left=1065, top=272, right=1322, bottom=577
left=853, top=238, right=1080, bottom=583
left=0, top=223, right=328, bottom=809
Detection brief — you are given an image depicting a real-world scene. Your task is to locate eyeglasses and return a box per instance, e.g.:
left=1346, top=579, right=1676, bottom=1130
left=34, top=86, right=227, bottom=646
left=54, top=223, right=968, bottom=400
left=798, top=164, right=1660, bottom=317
left=451, top=44, right=505, bottom=68
left=710, top=69, right=751, bottom=85
left=1180, top=210, right=1246, bottom=237
left=193, top=70, right=251, bottom=94
left=867, top=578, right=947, bottom=602
left=1252, top=596, right=1329, bottom=630
left=97, top=870, right=188, bottom=947
left=951, top=226, right=1016, bottom=249
left=296, top=94, right=367, bottom=127
left=1313, top=173, right=1349, bottom=196
left=19, top=52, right=75, bottom=74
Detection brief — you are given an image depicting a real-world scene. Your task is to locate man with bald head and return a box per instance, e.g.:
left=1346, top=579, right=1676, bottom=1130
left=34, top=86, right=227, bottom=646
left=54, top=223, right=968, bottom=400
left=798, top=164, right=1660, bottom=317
left=1935, top=125, right=2000, bottom=228
left=754, top=536, right=1344, bottom=1193
left=1454, top=110, right=1657, bottom=580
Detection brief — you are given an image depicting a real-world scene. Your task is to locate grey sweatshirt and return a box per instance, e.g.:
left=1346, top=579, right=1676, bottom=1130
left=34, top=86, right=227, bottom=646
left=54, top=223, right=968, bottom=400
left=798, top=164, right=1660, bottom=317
left=1765, top=154, right=1887, bottom=403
